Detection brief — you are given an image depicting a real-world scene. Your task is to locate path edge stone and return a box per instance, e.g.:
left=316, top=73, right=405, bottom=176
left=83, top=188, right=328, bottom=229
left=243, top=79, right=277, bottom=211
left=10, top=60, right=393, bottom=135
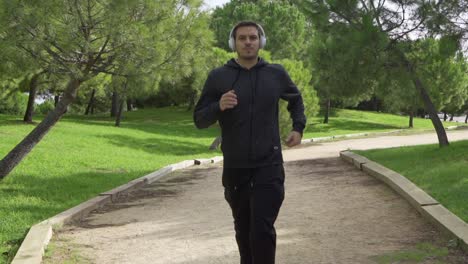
left=340, top=150, right=468, bottom=252
left=301, top=130, right=405, bottom=144
left=301, top=125, right=467, bottom=144
left=11, top=155, right=223, bottom=264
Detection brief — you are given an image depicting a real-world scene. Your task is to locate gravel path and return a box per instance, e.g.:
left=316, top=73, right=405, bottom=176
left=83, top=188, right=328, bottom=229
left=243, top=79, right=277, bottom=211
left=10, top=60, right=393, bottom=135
left=45, top=130, right=468, bottom=264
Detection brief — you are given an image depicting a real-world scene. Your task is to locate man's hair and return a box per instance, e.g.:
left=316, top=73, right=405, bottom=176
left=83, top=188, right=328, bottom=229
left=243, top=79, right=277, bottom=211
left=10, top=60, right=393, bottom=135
left=232, top=21, right=263, bottom=40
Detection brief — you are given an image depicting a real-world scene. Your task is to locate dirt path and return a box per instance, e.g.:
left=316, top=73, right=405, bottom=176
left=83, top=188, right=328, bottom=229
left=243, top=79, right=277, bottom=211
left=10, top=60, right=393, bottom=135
left=45, top=130, right=468, bottom=264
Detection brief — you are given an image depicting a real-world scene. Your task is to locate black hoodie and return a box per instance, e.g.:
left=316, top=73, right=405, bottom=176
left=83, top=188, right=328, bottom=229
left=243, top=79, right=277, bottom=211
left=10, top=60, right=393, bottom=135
left=194, top=57, right=306, bottom=169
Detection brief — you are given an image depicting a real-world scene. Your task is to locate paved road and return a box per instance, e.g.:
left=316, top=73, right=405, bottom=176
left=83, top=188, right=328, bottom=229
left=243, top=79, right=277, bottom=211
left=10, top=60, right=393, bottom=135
left=285, top=129, right=468, bottom=161
left=45, top=130, right=468, bottom=264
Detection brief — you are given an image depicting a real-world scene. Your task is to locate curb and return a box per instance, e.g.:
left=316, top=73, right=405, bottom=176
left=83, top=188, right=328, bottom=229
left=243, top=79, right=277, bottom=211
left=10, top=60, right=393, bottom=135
left=300, top=130, right=405, bottom=144
left=340, top=151, right=468, bottom=252
left=11, top=156, right=223, bottom=264
left=300, top=125, right=468, bottom=144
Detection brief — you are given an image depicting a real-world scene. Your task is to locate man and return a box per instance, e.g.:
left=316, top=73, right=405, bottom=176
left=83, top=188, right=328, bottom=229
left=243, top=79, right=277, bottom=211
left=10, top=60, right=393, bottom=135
left=193, top=21, right=306, bottom=264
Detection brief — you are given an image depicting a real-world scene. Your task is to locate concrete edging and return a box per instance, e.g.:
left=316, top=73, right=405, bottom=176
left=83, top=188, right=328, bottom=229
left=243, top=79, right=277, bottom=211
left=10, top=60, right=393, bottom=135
left=11, top=155, right=224, bottom=264
left=340, top=151, right=468, bottom=252
left=301, top=125, right=468, bottom=144
left=301, top=130, right=405, bottom=144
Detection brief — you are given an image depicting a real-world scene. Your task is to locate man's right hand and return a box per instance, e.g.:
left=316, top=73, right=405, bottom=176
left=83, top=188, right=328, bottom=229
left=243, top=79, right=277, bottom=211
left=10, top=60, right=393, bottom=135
left=219, top=90, right=238, bottom=111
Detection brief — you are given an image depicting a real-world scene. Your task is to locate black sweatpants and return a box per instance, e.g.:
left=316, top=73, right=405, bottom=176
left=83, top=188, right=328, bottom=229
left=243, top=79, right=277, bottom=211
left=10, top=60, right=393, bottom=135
left=223, top=164, right=285, bottom=264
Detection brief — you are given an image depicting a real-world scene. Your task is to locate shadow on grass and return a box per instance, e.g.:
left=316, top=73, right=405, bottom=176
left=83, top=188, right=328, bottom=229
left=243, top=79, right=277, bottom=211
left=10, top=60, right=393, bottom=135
left=60, top=114, right=220, bottom=140
left=65, top=111, right=402, bottom=140
left=96, top=134, right=217, bottom=156
left=0, top=118, right=38, bottom=127
left=0, top=168, right=156, bottom=263
left=308, top=118, right=403, bottom=134
left=0, top=109, right=219, bottom=140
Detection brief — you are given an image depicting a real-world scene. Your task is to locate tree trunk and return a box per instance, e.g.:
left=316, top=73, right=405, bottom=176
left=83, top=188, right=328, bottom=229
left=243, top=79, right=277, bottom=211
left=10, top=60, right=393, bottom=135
left=0, top=79, right=81, bottom=180
left=115, top=81, right=128, bottom=127
left=396, top=49, right=449, bottom=147
left=126, top=98, right=133, bottom=111
left=323, top=98, right=330, bottom=124
left=209, top=136, right=222, bottom=150
left=187, top=90, right=196, bottom=111
left=409, top=111, right=414, bottom=128
left=85, top=89, right=96, bottom=115
left=54, top=95, right=60, bottom=107
left=111, top=91, right=119, bottom=117
left=465, top=114, right=467, bottom=123
left=23, top=74, right=40, bottom=123
left=372, top=96, right=378, bottom=111
left=443, top=112, right=447, bottom=121
left=449, top=114, right=454, bottom=121
left=115, top=99, right=125, bottom=127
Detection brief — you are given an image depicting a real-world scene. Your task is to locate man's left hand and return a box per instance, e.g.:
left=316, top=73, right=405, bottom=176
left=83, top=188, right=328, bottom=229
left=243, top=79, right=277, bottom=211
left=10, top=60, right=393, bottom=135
left=285, top=131, right=302, bottom=148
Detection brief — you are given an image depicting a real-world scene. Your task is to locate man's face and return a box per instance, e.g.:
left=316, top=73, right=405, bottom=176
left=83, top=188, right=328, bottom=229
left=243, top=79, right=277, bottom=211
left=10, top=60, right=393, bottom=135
left=235, top=26, right=260, bottom=60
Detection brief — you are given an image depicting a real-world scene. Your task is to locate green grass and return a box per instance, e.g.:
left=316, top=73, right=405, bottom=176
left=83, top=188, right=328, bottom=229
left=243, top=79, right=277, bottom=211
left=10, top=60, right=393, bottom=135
left=42, top=233, right=91, bottom=264
left=371, top=242, right=449, bottom=264
left=0, top=107, right=464, bottom=263
left=355, top=140, right=468, bottom=223
left=0, top=107, right=220, bottom=263
left=302, top=108, right=464, bottom=139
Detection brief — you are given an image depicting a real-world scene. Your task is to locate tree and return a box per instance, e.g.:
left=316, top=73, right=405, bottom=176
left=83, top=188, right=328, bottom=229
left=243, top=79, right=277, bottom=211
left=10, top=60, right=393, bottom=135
left=0, top=79, right=28, bottom=115
left=0, top=20, right=44, bottom=120
left=112, top=5, right=213, bottom=123
left=377, top=38, right=468, bottom=128
left=210, top=0, right=308, bottom=59
left=375, top=65, right=422, bottom=128
left=410, top=38, right=467, bottom=114
left=143, top=24, right=214, bottom=111
left=437, top=55, right=468, bottom=119
left=0, top=0, right=210, bottom=179
left=307, top=22, right=381, bottom=123
left=297, top=0, right=468, bottom=147
left=277, top=58, right=320, bottom=139
left=73, top=73, right=112, bottom=115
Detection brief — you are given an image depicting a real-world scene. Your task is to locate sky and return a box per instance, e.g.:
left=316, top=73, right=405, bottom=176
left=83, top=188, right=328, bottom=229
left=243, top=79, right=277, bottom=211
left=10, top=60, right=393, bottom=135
left=202, top=0, right=230, bottom=10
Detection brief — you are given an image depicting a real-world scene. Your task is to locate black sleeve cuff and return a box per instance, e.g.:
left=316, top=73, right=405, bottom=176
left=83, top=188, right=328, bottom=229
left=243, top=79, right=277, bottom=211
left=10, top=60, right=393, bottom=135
left=292, top=122, right=305, bottom=136
left=210, top=101, right=221, bottom=117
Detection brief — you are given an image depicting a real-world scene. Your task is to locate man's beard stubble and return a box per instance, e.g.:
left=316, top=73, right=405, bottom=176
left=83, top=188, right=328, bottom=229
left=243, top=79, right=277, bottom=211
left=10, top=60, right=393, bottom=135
left=238, top=49, right=259, bottom=61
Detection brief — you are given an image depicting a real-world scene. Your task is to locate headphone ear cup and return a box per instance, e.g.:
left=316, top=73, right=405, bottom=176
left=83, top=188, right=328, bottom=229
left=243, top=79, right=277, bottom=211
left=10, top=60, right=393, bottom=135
left=260, top=36, right=266, bottom=49
left=228, top=37, right=235, bottom=51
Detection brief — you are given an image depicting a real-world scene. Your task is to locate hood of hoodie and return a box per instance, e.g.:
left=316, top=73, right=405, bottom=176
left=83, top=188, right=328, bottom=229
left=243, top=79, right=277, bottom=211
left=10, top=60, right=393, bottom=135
left=225, top=57, right=268, bottom=70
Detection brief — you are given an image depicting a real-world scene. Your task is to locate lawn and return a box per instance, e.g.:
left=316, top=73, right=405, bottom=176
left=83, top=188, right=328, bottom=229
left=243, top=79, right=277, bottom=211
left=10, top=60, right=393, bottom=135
left=355, top=140, right=468, bottom=223
left=0, top=107, right=220, bottom=263
left=302, top=108, right=464, bottom=139
left=0, top=107, right=464, bottom=263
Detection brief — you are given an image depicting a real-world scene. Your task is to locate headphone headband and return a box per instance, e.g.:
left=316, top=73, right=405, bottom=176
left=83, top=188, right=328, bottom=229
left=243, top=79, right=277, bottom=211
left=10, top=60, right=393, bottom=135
left=228, top=22, right=267, bottom=51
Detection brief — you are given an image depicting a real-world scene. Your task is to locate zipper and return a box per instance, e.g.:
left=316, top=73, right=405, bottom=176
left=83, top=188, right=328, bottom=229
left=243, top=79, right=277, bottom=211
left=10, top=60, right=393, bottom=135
left=248, top=70, right=258, bottom=161
left=248, top=70, right=255, bottom=162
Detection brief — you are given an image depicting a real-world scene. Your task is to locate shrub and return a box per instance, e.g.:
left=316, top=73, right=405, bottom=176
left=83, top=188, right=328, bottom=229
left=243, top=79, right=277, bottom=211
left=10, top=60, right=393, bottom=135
left=36, top=100, right=55, bottom=115
left=0, top=91, right=28, bottom=115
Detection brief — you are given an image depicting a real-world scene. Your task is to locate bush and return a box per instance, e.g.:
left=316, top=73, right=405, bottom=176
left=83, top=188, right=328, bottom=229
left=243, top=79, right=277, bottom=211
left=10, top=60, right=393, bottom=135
left=36, top=100, right=55, bottom=115
left=276, top=59, right=319, bottom=140
left=0, top=91, right=28, bottom=115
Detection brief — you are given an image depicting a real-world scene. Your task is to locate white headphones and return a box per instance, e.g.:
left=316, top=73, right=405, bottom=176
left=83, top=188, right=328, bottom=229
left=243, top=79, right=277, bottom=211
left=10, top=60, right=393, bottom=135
left=228, top=22, right=267, bottom=51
